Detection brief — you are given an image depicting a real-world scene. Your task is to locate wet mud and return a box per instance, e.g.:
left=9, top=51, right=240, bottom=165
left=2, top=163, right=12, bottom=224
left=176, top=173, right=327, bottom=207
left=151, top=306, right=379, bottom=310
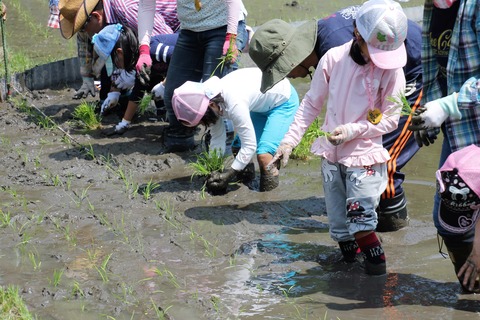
left=0, top=84, right=478, bottom=320
left=1, top=0, right=479, bottom=319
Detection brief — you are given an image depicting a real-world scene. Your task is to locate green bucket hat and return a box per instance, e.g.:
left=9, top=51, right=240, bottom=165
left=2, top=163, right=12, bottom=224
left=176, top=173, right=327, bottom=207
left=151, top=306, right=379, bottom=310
left=249, top=19, right=317, bottom=93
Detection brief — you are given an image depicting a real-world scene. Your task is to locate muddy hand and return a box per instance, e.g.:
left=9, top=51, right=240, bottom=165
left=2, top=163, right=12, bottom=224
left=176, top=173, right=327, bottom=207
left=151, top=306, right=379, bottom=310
left=407, top=107, right=437, bottom=147
left=267, top=143, right=293, bottom=170
left=206, top=168, right=237, bottom=191
left=458, top=256, right=480, bottom=292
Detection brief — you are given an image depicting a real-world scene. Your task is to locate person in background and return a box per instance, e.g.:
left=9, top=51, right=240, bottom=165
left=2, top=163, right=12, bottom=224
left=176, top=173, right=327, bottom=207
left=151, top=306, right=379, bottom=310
left=253, top=0, right=408, bottom=275
left=434, top=144, right=480, bottom=293
left=137, top=0, right=248, bottom=152
left=407, top=0, right=480, bottom=293
left=249, top=4, right=423, bottom=233
left=58, top=0, right=177, bottom=102
left=171, top=67, right=299, bottom=192
left=91, top=23, right=177, bottom=134
left=47, top=0, right=59, bottom=29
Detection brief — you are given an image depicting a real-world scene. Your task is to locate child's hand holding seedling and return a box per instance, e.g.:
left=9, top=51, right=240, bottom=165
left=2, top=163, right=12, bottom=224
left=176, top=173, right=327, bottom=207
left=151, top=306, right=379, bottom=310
left=222, top=33, right=238, bottom=64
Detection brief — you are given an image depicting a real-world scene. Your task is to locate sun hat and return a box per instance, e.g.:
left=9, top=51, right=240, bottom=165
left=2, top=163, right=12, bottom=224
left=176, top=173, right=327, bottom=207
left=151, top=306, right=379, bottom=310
left=59, top=0, right=100, bottom=39
left=249, top=19, right=317, bottom=93
left=356, top=0, right=407, bottom=69
left=172, top=77, right=222, bottom=127
left=436, top=144, right=480, bottom=234
left=91, top=24, right=123, bottom=76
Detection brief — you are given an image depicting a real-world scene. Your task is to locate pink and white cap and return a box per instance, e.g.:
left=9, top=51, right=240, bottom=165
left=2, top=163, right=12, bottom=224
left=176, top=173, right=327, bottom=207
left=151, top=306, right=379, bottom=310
left=356, top=0, right=408, bottom=69
left=172, top=76, right=222, bottom=127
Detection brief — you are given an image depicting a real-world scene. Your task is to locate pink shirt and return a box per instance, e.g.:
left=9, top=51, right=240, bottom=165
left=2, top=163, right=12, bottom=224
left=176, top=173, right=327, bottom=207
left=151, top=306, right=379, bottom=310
left=282, top=40, right=406, bottom=167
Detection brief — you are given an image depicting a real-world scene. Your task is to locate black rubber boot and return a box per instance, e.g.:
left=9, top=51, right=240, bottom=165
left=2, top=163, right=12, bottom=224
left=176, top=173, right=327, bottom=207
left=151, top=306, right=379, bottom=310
left=259, top=167, right=279, bottom=192
left=445, top=241, right=480, bottom=293
left=338, top=240, right=359, bottom=263
left=376, top=191, right=409, bottom=232
left=163, top=126, right=195, bottom=152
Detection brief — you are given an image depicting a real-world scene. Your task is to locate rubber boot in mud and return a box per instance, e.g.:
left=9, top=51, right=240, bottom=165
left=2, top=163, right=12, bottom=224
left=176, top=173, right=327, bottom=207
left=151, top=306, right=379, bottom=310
left=338, top=240, right=359, bottom=263
left=259, top=167, right=279, bottom=192
left=162, top=126, right=195, bottom=152
left=376, top=191, right=409, bottom=232
left=445, top=241, right=480, bottom=293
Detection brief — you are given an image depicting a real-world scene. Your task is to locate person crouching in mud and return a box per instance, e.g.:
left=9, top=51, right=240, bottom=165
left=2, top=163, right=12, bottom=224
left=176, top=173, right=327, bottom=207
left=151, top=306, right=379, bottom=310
left=171, top=67, right=299, bottom=194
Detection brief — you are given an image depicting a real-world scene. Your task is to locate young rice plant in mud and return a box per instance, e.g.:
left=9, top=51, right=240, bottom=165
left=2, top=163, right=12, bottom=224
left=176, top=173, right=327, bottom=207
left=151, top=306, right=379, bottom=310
left=72, top=101, right=101, bottom=130
left=189, top=149, right=228, bottom=196
left=140, top=178, right=161, bottom=201
left=0, top=285, right=36, bottom=320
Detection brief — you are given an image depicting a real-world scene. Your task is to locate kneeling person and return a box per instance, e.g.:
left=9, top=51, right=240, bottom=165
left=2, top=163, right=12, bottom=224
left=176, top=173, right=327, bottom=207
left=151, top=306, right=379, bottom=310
left=172, top=67, right=299, bottom=193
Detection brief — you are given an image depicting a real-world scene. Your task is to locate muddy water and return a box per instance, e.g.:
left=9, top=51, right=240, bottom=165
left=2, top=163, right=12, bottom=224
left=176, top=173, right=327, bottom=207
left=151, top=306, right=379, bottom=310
left=1, top=1, right=479, bottom=320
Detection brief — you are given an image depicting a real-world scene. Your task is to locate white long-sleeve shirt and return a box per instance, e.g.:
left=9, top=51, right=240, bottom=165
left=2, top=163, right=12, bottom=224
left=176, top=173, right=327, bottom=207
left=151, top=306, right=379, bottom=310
left=208, top=68, right=291, bottom=171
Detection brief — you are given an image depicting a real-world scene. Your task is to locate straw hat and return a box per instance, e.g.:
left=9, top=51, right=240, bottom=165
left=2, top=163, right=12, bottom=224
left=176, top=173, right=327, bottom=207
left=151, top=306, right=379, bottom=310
left=59, top=0, right=100, bottom=39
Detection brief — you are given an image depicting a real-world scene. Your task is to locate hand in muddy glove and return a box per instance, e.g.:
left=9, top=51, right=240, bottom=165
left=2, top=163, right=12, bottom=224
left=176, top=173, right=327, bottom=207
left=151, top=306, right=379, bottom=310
left=136, top=45, right=151, bottom=86
left=100, top=91, right=121, bottom=115
left=151, top=81, right=165, bottom=101
left=328, top=124, right=355, bottom=146
left=206, top=168, right=238, bottom=193
left=407, top=107, right=440, bottom=147
left=267, top=143, right=293, bottom=169
left=73, top=77, right=97, bottom=99
left=114, top=69, right=136, bottom=90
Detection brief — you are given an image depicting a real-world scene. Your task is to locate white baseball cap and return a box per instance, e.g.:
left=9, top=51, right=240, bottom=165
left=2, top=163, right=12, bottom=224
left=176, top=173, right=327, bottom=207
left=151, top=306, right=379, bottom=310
left=356, top=0, right=408, bottom=69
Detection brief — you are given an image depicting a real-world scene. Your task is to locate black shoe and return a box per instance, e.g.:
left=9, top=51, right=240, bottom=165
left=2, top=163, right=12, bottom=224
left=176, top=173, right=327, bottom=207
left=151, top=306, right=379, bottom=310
left=365, top=260, right=387, bottom=276
left=377, top=191, right=409, bottom=232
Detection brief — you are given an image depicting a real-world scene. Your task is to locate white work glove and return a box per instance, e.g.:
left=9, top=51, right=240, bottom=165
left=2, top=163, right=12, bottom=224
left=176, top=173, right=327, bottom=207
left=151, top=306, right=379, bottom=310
left=100, top=92, right=121, bottom=115
left=114, top=69, right=136, bottom=90
left=419, top=93, right=460, bottom=128
left=151, top=82, right=165, bottom=101
left=73, top=77, right=97, bottom=99
left=267, top=143, right=293, bottom=169
left=328, top=124, right=355, bottom=146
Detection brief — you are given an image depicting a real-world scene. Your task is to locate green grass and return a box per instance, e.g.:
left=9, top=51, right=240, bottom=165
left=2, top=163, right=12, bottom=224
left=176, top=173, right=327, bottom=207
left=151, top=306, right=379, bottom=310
left=0, top=285, right=35, bottom=320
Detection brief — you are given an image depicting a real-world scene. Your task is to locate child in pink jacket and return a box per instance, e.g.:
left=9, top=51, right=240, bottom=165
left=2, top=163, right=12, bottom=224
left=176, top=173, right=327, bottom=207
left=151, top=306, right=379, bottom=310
left=267, top=0, right=407, bottom=275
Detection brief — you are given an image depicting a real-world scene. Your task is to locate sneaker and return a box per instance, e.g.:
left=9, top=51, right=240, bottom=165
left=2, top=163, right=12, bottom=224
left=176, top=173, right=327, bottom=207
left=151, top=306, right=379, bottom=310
left=114, top=120, right=130, bottom=135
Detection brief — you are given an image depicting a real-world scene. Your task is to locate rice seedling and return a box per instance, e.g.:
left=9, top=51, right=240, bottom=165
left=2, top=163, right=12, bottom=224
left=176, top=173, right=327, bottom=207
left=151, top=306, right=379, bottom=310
left=52, top=269, right=64, bottom=287
left=95, top=253, right=112, bottom=283
left=387, top=91, right=412, bottom=116
left=137, top=92, right=155, bottom=116
left=154, top=199, right=180, bottom=229
left=28, top=251, right=41, bottom=271
left=71, top=280, right=85, bottom=298
left=81, top=143, right=96, bottom=161
left=211, top=36, right=239, bottom=76
left=72, top=101, right=101, bottom=130
left=291, top=117, right=329, bottom=160
left=0, top=285, right=36, bottom=320
left=63, top=224, right=77, bottom=247
left=150, top=299, right=172, bottom=320
left=0, top=209, right=11, bottom=228
left=141, top=178, right=161, bottom=201
left=189, top=149, right=228, bottom=195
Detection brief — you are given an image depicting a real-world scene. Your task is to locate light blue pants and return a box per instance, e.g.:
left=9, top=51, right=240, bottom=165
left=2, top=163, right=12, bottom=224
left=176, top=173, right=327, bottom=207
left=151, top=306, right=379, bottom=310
left=232, top=84, right=300, bottom=155
left=322, top=160, right=387, bottom=243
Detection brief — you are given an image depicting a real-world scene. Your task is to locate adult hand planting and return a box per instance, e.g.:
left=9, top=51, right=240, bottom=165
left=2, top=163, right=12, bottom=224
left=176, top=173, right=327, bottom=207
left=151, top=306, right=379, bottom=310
left=206, top=168, right=238, bottom=194
left=73, top=77, right=97, bottom=99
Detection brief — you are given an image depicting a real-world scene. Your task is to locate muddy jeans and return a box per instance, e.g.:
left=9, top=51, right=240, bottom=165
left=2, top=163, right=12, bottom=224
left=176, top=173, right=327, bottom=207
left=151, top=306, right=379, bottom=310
left=322, top=160, right=387, bottom=243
